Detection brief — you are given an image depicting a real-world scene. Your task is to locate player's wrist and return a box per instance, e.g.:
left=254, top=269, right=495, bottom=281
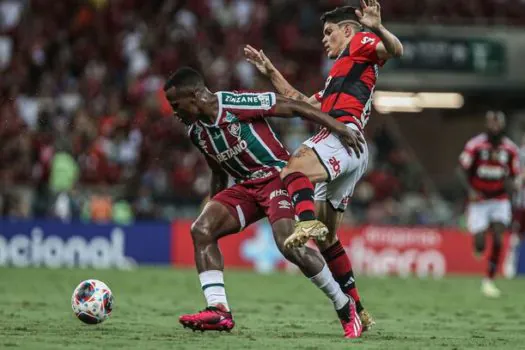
left=333, top=122, right=347, bottom=135
left=370, top=23, right=384, bottom=33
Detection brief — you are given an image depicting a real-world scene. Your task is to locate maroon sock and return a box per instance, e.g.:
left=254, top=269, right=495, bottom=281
left=321, top=240, right=363, bottom=313
left=282, top=172, right=316, bottom=221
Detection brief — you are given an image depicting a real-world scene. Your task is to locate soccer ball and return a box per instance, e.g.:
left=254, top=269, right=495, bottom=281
left=71, top=279, right=114, bottom=324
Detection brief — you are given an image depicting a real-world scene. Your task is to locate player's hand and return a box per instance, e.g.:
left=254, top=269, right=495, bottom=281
left=335, top=127, right=365, bottom=158
left=355, top=0, right=382, bottom=31
left=244, top=45, right=276, bottom=76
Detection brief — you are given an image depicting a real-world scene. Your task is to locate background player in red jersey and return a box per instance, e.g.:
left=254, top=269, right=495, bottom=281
left=512, top=134, right=525, bottom=240
left=458, top=111, right=521, bottom=298
left=244, top=0, right=402, bottom=329
left=165, top=67, right=365, bottom=338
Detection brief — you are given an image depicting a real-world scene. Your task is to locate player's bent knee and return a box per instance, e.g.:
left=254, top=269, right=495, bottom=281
left=190, top=220, right=214, bottom=245
left=276, top=241, right=302, bottom=264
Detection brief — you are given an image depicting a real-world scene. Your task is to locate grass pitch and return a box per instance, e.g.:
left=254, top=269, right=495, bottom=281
left=1, top=267, right=525, bottom=349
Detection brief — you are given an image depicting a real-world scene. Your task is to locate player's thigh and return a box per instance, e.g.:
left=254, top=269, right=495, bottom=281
left=467, top=201, right=491, bottom=235
left=315, top=199, right=344, bottom=249
left=301, top=126, right=369, bottom=185
left=488, top=200, right=512, bottom=233
left=193, top=187, right=259, bottom=241
left=280, top=145, right=329, bottom=184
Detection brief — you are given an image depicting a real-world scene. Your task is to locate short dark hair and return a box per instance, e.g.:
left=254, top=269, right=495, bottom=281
left=321, top=6, right=360, bottom=25
left=163, top=67, right=205, bottom=93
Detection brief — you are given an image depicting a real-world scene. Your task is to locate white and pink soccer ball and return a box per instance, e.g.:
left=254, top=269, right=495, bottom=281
left=71, top=279, right=114, bottom=324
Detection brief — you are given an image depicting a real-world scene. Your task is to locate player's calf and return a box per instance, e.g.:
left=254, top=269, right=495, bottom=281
left=272, top=218, right=362, bottom=338
left=318, top=239, right=375, bottom=330
left=473, top=232, right=486, bottom=259
left=280, top=148, right=330, bottom=248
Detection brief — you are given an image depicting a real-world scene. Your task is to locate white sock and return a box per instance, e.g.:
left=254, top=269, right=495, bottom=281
left=199, top=270, right=230, bottom=311
left=310, top=264, right=349, bottom=311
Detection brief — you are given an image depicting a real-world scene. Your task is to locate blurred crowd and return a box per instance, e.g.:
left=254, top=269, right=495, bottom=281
left=1, top=0, right=521, bottom=224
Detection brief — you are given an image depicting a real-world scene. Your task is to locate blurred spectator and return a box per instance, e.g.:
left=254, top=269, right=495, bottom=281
left=88, top=187, right=113, bottom=223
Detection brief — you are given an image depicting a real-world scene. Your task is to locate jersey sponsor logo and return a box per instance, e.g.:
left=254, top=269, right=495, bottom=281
left=361, top=36, right=376, bottom=45
left=223, top=93, right=272, bottom=109
left=495, top=150, right=509, bottom=164
left=329, top=156, right=342, bottom=176
left=476, top=165, right=506, bottom=179
left=257, top=94, right=272, bottom=109
left=216, top=140, right=248, bottom=162
left=278, top=200, right=291, bottom=210
left=250, top=169, right=274, bottom=181
left=270, top=189, right=289, bottom=200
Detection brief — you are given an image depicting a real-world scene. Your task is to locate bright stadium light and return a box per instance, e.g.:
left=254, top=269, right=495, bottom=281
left=417, top=92, right=464, bottom=109
left=373, top=91, right=421, bottom=113
left=374, top=91, right=464, bottom=113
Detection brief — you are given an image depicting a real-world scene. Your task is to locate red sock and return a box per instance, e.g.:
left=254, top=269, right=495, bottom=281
left=282, top=172, right=315, bottom=221
left=321, top=240, right=363, bottom=312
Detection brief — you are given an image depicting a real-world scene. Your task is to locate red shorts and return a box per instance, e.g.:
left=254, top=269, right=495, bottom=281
left=212, top=175, right=294, bottom=230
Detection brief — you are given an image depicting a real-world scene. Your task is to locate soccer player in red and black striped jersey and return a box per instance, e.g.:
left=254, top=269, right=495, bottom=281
left=458, top=111, right=520, bottom=298
left=245, top=0, right=402, bottom=330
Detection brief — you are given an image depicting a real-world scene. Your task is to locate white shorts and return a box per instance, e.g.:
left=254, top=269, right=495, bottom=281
left=303, top=123, right=369, bottom=211
left=467, top=199, right=512, bottom=234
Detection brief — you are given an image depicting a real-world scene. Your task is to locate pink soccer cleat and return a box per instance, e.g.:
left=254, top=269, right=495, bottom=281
left=337, top=298, right=363, bottom=339
left=179, top=304, right=235, bottom=332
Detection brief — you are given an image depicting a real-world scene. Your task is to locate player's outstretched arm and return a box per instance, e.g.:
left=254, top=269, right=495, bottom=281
left=272, top=95, right=364, bottom=157
left=244, top=45, right=321, bottom=108
left=355, top=0, right=403, bottom=59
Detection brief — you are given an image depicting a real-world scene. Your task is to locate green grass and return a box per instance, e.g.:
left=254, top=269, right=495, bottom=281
left=1, top=267, right=525, bottom=349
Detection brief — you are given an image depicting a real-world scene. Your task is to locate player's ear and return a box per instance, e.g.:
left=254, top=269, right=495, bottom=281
left=343, top=24, right=355, bottom=38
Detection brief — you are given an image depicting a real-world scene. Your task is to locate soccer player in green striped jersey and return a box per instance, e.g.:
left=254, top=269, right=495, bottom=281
left=164, top=67, right=365, bottom=338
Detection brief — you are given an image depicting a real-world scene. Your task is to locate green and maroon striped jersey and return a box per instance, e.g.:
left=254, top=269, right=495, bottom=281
left=188, top=91, right=289, bottom=183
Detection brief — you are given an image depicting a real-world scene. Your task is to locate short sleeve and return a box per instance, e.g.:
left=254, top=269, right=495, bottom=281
left=350, top=32, right=385, bottom=66
left=510, top=148, right=521, bottom=177
left=218, top=91, right=277, bottom=121
left=314, top=91, right=323, bottom=103
left=459, top=141, right=476, bottom=170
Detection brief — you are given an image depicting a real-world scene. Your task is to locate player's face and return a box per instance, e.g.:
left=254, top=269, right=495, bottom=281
left=165, top=88, right=199, bottom=125
left=322, top=22, right=352, bottom=59
left=486, top=111, right=505, bottom=135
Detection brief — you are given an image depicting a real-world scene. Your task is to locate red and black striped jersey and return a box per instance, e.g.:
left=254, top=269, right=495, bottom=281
left=315, top=32, right=385, bottom=130
left=459, top=133, right=520, bottom=200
